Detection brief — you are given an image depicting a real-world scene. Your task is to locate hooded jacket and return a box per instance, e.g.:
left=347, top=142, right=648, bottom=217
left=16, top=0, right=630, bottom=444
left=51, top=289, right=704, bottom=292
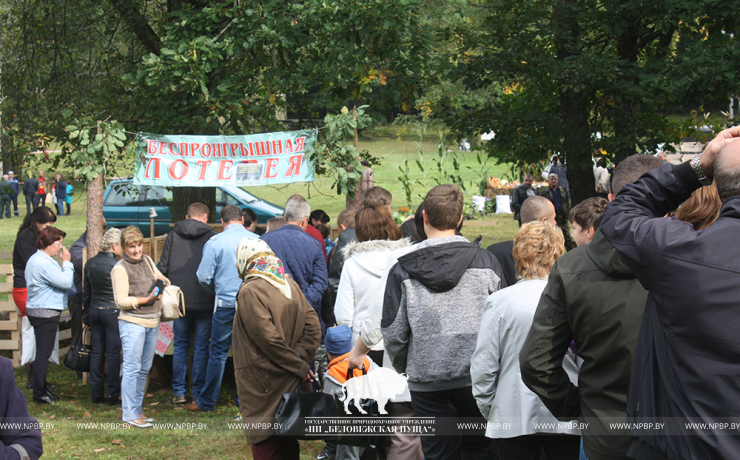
left=519, top=230, right=647, bottom=460
left=600, top=162, right=740, bottom=460
left=381, top=235, right=505, bottom=392
left=334, top=238, right=411, bottom=351
left=157, top=219, right=217, bottom=312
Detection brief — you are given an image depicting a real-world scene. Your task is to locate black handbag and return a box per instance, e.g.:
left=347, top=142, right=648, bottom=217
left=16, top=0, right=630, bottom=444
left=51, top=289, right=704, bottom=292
left=336, top=366, right=389, bottom=452
left=63, top=327, right=91, bottom=372
left=274, top=379, right=337, bottom=440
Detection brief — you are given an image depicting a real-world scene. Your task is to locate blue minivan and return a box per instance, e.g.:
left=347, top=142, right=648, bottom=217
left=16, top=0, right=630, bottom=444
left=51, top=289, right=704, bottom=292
left=103, top=178, right=284, bottom=236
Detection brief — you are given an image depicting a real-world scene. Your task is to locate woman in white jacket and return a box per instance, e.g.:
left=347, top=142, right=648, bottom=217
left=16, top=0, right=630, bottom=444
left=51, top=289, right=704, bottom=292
left=333, top=206, right=422, bottom=460
left=471, top=221, right=581, bottom=460
left=334, top=206, right=408, bottom=364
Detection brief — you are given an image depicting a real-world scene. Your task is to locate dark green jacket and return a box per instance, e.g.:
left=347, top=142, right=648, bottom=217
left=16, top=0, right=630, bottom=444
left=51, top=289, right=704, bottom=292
left=0, top=180, right=11, bottom=199
left=520, top=230, right=647, bottom=460
left=539, top=185, right=570, bottom=215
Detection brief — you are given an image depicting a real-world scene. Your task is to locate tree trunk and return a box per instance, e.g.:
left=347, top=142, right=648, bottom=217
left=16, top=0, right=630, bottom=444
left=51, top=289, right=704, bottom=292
left=560, top=89, right=593, bottom=207
left=345, top=181, right=364, bottom=210
left=554, top=0, right=593, bottom=207
left=86, top=172, right=105, bottom=259
left=171, top=187, right=217, bottom=223
left=612, top=27, right=640, bottom=162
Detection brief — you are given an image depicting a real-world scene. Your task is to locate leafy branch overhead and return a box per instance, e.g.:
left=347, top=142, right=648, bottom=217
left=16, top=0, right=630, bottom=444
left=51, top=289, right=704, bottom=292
left=311, top=106, right=380, bottom=199
left=65, top=120, right=133, bottom=183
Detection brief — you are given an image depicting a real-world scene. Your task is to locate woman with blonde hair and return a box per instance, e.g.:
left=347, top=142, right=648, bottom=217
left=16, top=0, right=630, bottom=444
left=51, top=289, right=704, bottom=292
left=471, top=221, right=580, bottom=459
left=84, top=228, right=123, bottom=405
left=111, top=226, right=169, bottom=428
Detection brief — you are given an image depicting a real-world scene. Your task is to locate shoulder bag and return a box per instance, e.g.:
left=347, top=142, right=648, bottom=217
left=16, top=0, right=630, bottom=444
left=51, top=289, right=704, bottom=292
left=63, top=326, right=91, bottom=372
left=145, top=257, right=185, bottom=321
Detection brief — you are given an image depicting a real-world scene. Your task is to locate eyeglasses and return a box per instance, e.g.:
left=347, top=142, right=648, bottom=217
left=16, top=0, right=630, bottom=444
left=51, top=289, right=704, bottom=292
left=53, top=241, right=63, bottom=246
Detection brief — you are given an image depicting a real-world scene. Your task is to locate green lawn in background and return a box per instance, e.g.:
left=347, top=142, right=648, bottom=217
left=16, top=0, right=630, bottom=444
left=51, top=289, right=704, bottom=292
left=5, top=131, right=520, bottom=459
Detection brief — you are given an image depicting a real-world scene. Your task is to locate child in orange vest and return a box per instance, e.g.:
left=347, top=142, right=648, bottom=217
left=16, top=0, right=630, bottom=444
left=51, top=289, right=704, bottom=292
left=322, top=325, right=378, bottom=460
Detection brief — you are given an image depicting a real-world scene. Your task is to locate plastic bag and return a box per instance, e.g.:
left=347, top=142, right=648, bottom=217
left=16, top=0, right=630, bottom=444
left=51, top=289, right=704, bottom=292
left=21, top=316, right=60, bottom=365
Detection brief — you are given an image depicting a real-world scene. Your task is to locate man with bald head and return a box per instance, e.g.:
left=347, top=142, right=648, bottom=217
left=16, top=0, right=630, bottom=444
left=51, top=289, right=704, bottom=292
left=599, top=127, right=740, bottom=460
left=487, top=196, right=556, bottom=286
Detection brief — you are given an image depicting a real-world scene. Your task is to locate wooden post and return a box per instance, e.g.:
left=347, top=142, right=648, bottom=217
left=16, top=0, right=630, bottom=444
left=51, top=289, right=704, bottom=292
left=149, top=216, right=155, bottom=258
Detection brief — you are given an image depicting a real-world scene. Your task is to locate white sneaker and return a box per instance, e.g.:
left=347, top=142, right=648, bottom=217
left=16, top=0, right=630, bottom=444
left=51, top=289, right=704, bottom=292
left=127, top=420, right=152, bottom=429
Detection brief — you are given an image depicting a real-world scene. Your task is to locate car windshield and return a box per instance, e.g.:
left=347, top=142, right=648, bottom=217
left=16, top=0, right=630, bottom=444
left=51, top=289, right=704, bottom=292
left=222, top=186, right=258, bottom=203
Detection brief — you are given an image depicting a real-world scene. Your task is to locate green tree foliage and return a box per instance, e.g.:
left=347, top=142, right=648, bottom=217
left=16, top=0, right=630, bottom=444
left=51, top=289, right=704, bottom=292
left=120, top=0, right=431, bottom=135
left=0, top=0, right=143, bottom=171
left=1, top=0, right=430, bottom=215
left=311, top=105, right=378, bottom=201
left=423, top=0, right=740, bottom=205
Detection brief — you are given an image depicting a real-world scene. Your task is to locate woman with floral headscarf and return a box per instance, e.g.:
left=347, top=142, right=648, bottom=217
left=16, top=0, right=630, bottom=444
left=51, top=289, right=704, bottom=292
left=232, top=238, right=321, bottom=460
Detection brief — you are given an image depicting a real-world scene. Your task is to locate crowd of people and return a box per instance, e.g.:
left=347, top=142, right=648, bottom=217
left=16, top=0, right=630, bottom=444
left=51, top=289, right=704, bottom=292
left=0, top=169, right=76, bottom=219
left=4, top=126, right=740, bottom=460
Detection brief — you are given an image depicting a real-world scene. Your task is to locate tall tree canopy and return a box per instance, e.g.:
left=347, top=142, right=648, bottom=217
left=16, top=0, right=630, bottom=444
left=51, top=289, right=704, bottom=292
left=1, top=0, right=430, bottom=219
left=424, top=0, right=740, bottom=204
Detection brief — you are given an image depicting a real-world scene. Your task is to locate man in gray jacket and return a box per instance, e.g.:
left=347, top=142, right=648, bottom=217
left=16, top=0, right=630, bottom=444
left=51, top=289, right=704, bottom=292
left=381, top=184, right=506, bottom=460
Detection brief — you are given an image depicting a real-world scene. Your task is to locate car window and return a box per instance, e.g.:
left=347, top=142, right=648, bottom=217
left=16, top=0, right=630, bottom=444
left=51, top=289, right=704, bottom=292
left=142, top=186, right=173, bottom=206
left=217, top=188, right=240, bottom=207
left=104, top=183, right=140, bottom=206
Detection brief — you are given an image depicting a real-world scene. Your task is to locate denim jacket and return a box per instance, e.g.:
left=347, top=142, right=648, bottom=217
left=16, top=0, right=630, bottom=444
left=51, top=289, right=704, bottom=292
left=25, top=250, right=74, bottom=311
left=196, top=223, right=257, bottom=307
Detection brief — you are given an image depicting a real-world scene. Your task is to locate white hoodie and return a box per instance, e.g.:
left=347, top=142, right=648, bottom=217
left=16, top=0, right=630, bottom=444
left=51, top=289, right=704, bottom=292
left=333, top=238, right=411, bottom=351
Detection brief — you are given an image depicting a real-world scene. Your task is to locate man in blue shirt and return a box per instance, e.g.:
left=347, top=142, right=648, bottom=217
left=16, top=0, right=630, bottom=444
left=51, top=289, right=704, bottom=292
left=260, top=195, right=328, bottom=330
left=185, top=205, right=257, bottom=412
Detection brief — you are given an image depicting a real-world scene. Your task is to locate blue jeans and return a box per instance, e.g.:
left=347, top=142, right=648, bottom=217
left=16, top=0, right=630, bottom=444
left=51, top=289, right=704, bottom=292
left=195, top=306, right=235, bottom=411
left=172, top=310, right=212, bottom=400
left=56, top=199, right=64, bottom=216
left=119, top=320, right=158, bottom=422
left=89, top=308, right=121, bottom=400
left=580, top=438, right=589, bottom=460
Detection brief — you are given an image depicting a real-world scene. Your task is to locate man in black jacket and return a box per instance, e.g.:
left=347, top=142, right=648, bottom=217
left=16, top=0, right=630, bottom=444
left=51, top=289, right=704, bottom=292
left=157, top=202, right=217, bottom=405
left=520, top=154, right=663, bottom=460
left=22, top=173, right=38, bottom=214
left=510, top=174, right=538, bottom=226
left=487, top=196, right=556, bottom=286
left=599, top=127, right=740, bottom=460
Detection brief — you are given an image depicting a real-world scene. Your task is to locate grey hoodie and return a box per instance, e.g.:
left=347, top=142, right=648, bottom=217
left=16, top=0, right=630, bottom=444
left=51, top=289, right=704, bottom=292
left=381, top=235, right=505, bottom=392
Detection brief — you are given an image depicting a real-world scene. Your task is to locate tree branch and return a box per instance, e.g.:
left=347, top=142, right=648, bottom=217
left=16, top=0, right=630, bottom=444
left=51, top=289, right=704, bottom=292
left=109, top=0, right=161, bottom=55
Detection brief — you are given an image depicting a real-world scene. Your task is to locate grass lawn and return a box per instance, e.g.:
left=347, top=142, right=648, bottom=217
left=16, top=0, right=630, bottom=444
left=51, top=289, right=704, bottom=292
left=5, top=128, right=521, bottom=459
left=14, top=362, right=325, bottom=459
